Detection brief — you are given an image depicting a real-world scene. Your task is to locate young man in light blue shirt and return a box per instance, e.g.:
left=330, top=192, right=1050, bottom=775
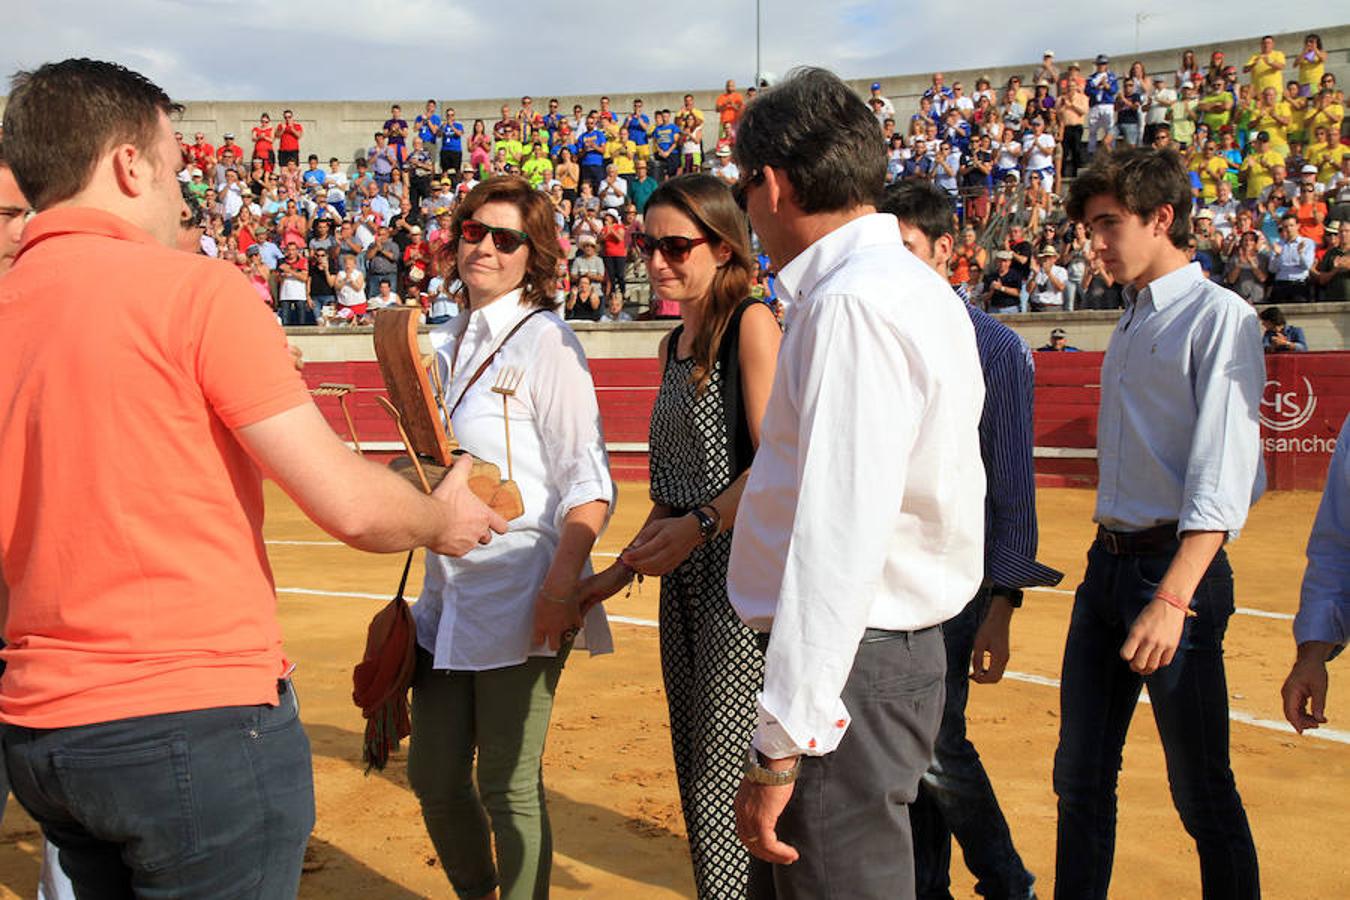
left=1057, top=146, right=1264, bottom=900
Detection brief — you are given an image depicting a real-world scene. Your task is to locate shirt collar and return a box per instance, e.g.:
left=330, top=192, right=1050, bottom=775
left=774, top=213, right=899, bottom=306
left=468, top=288, right=529, bottom=340
left=1123, top=261, right=1203, bottom=312
left=16, top=207, right=160, bottom=261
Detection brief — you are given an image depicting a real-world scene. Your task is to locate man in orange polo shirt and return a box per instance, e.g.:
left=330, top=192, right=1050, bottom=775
left=0, top=59, right=506, bottom=896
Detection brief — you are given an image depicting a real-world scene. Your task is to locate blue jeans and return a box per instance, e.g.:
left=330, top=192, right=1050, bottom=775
left=1053, top=542, right=1259, bottom=900
left=2, top=680, right=315, bottom=899
left=912, top=588, right=1035, bottom=900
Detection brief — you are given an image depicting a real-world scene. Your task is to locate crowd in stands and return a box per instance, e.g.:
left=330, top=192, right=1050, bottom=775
left=174, top=34, right=1349, bottom=327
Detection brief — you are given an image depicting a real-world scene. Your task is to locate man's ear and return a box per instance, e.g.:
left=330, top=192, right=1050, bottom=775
left=762, top=165, right=787, bottom=215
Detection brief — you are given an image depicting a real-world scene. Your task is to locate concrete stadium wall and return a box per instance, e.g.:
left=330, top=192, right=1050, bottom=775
left=5, top=25, right=1345, bottom=165
left=286, top=302, right=1350, bottom=362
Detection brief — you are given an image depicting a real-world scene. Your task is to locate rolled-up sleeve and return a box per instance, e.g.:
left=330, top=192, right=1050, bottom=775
left=1179, top=302, right=1265, bottom=536
left=530, top=323, right=615, bottom=532
left=754, top=295, right=923, bottom=758
left=1294, top=414, right=1350, bottom=654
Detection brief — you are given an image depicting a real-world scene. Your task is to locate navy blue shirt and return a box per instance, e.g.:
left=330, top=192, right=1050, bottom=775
left=965, top=301, right=1064, bottom=589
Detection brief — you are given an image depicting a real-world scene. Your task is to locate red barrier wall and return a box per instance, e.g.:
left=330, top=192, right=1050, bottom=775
left=306, top=351, right=1350, bottom=491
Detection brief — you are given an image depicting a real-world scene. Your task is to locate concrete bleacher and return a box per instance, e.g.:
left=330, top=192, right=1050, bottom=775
left=6, top=25, right=1342, bottom=167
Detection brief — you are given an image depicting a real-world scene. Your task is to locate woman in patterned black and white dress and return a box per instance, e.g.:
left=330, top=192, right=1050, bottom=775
left=580, top=174, right=780, bottom=899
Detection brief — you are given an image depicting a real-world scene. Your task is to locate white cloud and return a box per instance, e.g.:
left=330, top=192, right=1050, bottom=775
left=1, top=1, right=1340, bottom=101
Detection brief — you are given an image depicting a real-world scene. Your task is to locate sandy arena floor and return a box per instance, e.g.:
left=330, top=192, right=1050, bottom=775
left=1, top=483, right=1346, bottom=898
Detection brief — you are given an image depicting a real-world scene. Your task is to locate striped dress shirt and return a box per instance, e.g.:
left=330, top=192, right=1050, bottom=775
left=964, top=300, right=1063, bottom=589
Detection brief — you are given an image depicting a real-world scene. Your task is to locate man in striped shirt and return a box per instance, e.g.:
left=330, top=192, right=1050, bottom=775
left=880, top=181, right=1062, bottom=900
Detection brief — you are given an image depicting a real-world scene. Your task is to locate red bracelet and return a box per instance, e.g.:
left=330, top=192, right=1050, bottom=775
left=1155, top=588, right=1196, bottom=617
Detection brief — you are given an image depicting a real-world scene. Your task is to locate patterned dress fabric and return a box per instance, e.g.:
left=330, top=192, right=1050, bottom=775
left=648, top=349, right=766, bottom=899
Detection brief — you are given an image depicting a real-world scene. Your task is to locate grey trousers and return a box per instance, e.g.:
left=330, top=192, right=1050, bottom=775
left=770, top=626, right=947, bottom=900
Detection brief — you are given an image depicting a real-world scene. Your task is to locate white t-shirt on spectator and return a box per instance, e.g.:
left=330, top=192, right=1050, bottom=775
left=278, top=270, right=307, bottom=303
left=335, top=271, right=366, bottom=308
left=1032, top=265, right=1069, bottom=307
left=995, top=139, right=1021, bottom=170
left=1025, top=133, right=1056, bottom=170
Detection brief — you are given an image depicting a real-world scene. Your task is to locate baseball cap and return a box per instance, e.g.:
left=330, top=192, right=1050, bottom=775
left=1003, top=170, right=1020, bottom=182
left=716, top=146, right=732, bottom=157
left=1044, top=50, right=1055, bottom=58
left=1051, top=328, right=1068, bottom=338
left=1095, top=54, right=1109, bottom=65
left=223, top=132, right=235, bottom=139
left=871, top=82, right=882, bottom=91
left=1038, top=246, right=1058, bottom=257
left=1194, top=208, right=1214, bottom=219
left=1301, top=164, right=1319, bottom=174
left=409, top=225, right=422, bottom=234
left=1326, top=221, right=1340, bottom=234
left=995, top=250, right=1014, bottom=260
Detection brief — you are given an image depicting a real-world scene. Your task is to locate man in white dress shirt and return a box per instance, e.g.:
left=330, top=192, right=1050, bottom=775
left=1057, top=146, right=1264, bottom=899
left=727, top=67, right=986, bottom=900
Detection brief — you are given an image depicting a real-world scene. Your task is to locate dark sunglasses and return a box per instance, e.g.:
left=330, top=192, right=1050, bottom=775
left=632, top=232, right=711, bottom=261
left=458, top=219, right=530, bottom=253
left=732, top=169, right=764, bottom=212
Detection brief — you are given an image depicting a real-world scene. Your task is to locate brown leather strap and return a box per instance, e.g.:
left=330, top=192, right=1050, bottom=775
left=446, top=309, right=548, bottom=421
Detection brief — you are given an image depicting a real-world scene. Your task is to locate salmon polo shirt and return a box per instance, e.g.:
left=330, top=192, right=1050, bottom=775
left=0, top=208, right=312, bottom=728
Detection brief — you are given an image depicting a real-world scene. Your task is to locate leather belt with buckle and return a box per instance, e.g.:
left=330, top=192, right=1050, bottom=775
left=1096, top=523, right=1179, bottom=556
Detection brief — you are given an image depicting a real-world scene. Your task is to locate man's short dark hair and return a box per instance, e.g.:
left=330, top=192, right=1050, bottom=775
left=1065, top=146, right=1192, bottom=249
left=733, top=66, right=885, bottom=215
left=179, top=181, right=205, bottom=229
left=878, top=180, right=955, bottom=246
left=1259, top=306, right=1287, bottom=327
left=4, top=59, right=183, bottom=210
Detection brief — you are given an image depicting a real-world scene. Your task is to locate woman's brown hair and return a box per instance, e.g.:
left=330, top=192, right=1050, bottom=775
left=435, top=175, right=560, bottom=309
left=644, top=174, right=755, bottom=392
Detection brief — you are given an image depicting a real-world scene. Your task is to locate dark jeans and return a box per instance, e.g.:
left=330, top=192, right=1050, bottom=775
left=580, top=164, right=605, bottom=193
left=278, top=298, right=307, bottom=326
left=1053, top=542, right=1259, bottom=900
left=1062, top=125, right=1084, bottom=179
left=912, top=588, right=1034, bottom=900
left=603, top=255, right=627, bottom=296
left=366, top=271, right=397, bottom=297
left=766, top=627, right=946, bottom=900
left=2, top=680, right=315, bottom=899
left=1268, top=279, right=1311, bottom=303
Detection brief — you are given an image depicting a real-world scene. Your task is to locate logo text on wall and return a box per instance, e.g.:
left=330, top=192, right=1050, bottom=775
left=1260, top=377, right=1317, bottom=433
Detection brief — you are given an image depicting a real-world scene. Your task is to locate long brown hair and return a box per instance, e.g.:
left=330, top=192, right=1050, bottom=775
left=644, top=174, right=754, bottom=392
left=435, top=176, right=560, bottom=309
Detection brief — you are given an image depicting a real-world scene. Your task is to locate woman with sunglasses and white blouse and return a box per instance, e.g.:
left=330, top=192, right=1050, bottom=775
left=579, top=174, right=781, bottom=898
left=406, top=175, right=614, bottom=900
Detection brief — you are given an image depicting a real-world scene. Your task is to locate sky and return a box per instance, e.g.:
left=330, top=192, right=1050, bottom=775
left=2, top=1, right=1341, bottom=101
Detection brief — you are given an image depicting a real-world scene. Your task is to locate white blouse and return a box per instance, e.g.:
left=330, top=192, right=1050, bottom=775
left=413, top=289, right=616, bottom=671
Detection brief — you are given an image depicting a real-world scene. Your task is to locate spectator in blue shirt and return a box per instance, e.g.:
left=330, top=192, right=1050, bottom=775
left=1085, top=54, right=1120, bottom=157
left=577, top=114, right=607, bottom=192
left=439, top=107, right=464, bottom=179
left=1281, top=412, right=1350, bottom=735
left=624, top=99, right=652, bottom=154
left=652, top=110, right=682, bottom=181
left=1258, top=306, right=1308, bottom=351
left=415, top=99, right=442, bottom=154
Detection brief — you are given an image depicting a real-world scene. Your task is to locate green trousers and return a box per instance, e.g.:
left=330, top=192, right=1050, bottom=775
left=407, top=646, right=568, bottom=900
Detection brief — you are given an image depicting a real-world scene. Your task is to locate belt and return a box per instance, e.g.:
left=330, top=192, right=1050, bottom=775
left=1096, top=522, right=1179, bottom=556
left=861, top=625, right=938, bottom=643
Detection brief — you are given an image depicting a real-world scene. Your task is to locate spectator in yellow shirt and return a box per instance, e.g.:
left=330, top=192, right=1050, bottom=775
left=1250, top=87, right=1293, bottom=156
left=521, top=143, right=554, bottom=189
left=1190, top=140, right=1230, bottom=202
left=1296, top=34, right=1325, bottom=96
left=1308, top=126, right=1349, bottom=184
left=1241, top=131, right=1286, bottom=201
left=1306, top=88, right=1344, bottom=144
left=1196, top=78, right=1233, bottom=132
left=611, top=139, right=637, bottom=179
left=1244, top=35, right=1286, bottom=98
left=1284, top=81, right=1310, bottom=144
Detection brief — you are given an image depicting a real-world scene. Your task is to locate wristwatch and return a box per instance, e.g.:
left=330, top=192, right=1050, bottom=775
left=990, top=586, right=1024, bottom=609
left=689, top=506, right=720, bottom=544
left=743, top=747, right=801, bottom=786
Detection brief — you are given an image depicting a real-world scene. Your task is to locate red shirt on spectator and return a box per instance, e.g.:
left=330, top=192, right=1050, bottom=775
left=277, top=121, right=303, bottom=152
left=1294, top=198, right=1328, bottom=246
left=601, top=222, right=627, bottom=257
left=191, top=141, right=215, bottom=169
left=252, top=126, right=274, bottom=158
